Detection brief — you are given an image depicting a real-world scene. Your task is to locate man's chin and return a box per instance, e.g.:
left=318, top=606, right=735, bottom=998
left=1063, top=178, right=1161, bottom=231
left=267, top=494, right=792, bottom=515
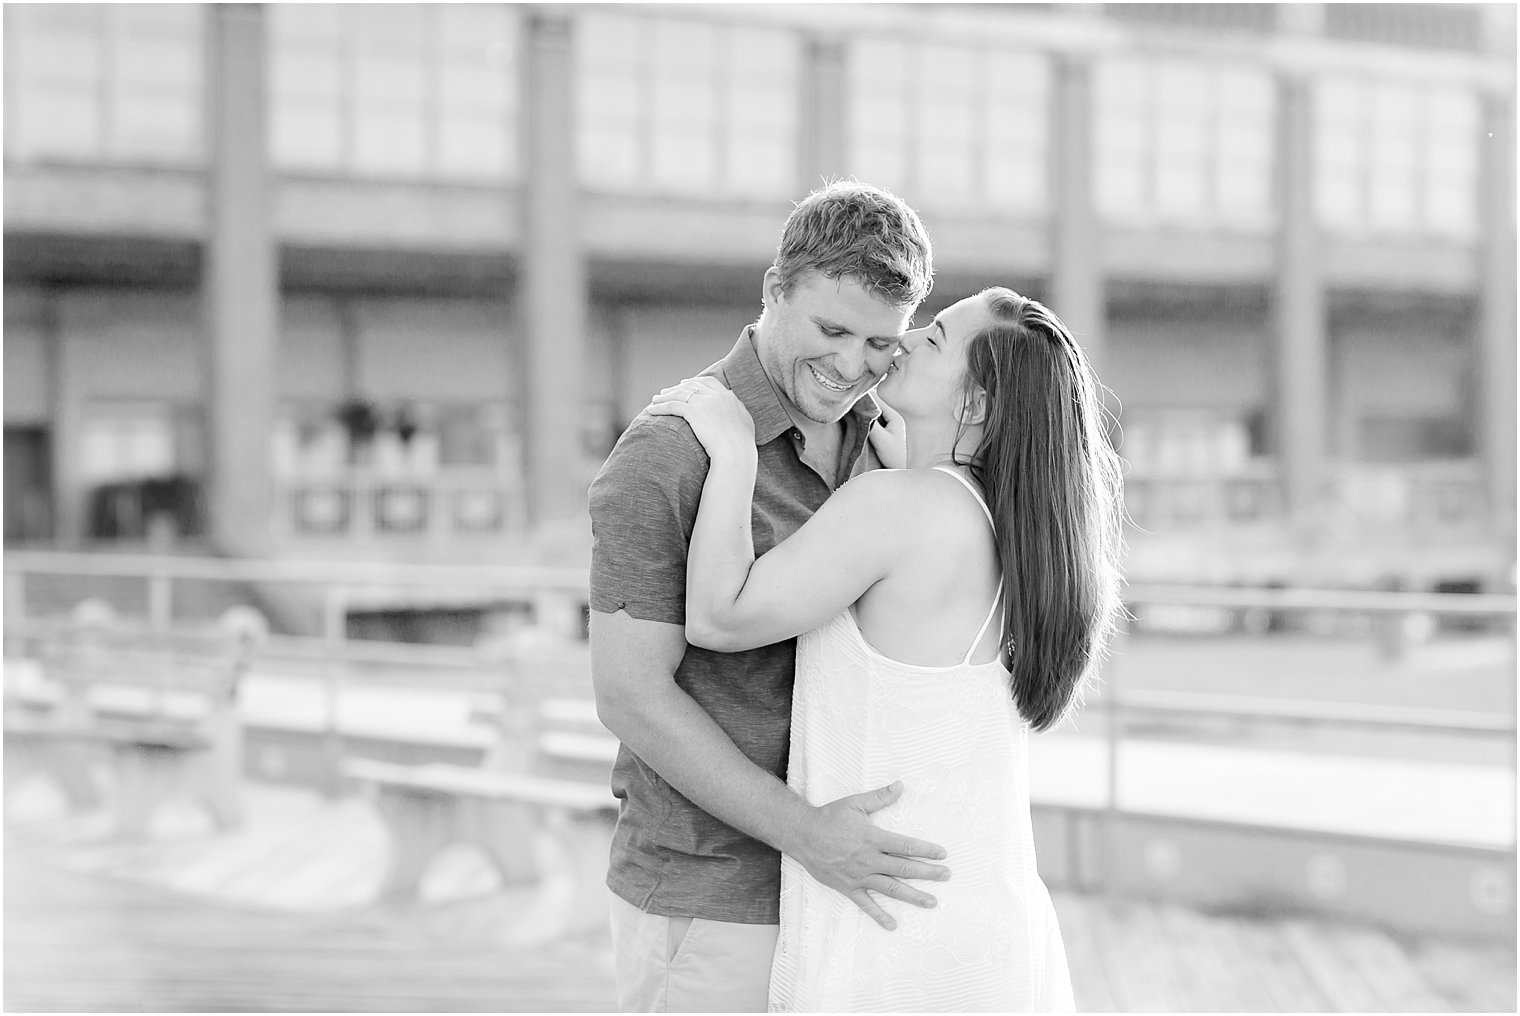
left=796, top=391, right=860, bottom=425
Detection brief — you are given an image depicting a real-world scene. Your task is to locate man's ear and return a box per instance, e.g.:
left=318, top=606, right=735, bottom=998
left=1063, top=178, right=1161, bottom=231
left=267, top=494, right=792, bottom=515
left=761, top=267, right=786, bottom=310
left=957, top=387, right=988, bottom=426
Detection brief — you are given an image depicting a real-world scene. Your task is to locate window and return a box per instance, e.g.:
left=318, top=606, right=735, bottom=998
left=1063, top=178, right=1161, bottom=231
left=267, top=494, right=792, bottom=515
left=847, top=38, right=912, bottom=196
left=80, top=402, right=199, bottom=483
left=724, top=29, right=797, bottom=197
left=576, top=12, right=798, bottom=199
left=1120, top=408, right=1260, bottom=476
left=1367, top=81, right=1419, bottom=231
left=267, top=3, right=519, bottom=181
left=1422, top=89, right=1481, bottom=236
left=349, top=5, right=430, bottom=177
left=648, top=19, right=719, bottom=192
left=5, top=4, right=203, bottom=166
left=1095, top=57, right=1275, bottom=228
left=1359, top=415, right=1471, bottom=462
left=1314, top=78, right=1365, bottom=230
left=1313, top=76, right=1479, bottom=238
left=435, top=5, right=517, bottom=181
left=984, top=55, right=1050, bottom=209
left=268, top=5, right=345, bottom=170
left=847, top=39, right=1050, bottom=214
left=1153, top=64, right=1211, bottom=219
left=576, top=12, right=644, bottom=190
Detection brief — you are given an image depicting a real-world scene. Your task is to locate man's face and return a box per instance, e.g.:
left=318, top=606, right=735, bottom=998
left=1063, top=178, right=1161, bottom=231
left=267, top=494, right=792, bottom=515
left=755, top=269, right=913, bottom=425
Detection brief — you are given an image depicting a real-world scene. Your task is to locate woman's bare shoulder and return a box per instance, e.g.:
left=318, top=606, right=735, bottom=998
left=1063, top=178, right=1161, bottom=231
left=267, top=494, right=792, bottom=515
left=837, top=467, right=993, bottom=536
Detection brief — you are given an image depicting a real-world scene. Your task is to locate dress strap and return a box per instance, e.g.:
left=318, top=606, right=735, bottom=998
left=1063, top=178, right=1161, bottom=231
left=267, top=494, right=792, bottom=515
left=962, top=585, right=1004, bottom=667
left=930, top=467, right=1004, bottom=666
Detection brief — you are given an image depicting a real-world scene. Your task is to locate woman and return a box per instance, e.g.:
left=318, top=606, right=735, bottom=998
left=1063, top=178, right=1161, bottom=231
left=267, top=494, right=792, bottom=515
left=646, top=288, right=1124, bottom=1012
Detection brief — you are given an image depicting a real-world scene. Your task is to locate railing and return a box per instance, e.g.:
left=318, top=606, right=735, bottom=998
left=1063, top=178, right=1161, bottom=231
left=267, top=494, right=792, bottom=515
left=270, top=472, right=530, bottom=542
left=1124, top=462, right=1284, bottom=532
left=3, top=553, right=1515, bottom=900
left=1326, top=460, right=1489, bottom=534
left=3, top=551, right=589, bottom=794
left=1125, top=460, right=1491, bottom=536
left=1100, top=582, right=1516, bottom=896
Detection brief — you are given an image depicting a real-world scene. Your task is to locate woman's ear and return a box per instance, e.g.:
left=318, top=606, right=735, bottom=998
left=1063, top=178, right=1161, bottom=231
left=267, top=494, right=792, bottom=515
left=956, top=387, right=988, bottom=426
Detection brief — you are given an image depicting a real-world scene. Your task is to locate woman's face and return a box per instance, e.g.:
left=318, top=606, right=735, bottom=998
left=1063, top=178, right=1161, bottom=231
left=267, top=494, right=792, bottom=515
left=876, top=293, right=996, bottom=418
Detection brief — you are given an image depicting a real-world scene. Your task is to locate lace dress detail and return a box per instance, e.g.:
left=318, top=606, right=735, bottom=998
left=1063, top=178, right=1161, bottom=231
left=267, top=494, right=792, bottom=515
left=768, top=469, right=1074, bottom=1013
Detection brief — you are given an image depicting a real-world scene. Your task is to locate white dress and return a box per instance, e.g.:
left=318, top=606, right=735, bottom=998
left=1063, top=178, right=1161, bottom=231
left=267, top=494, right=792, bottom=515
left=769, top=468, right=1075, bottom=1013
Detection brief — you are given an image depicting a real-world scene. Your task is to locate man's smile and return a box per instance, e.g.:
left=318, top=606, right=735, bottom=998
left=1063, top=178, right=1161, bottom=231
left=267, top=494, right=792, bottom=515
left=807, top=364, right=855, bottom=393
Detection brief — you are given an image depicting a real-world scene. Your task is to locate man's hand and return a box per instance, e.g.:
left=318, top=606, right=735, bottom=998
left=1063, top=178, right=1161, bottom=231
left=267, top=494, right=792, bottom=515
left=787, top=781, right=950, bottom=931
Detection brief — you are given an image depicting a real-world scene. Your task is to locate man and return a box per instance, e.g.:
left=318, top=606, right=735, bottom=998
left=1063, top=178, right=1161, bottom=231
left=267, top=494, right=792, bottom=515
left=589, top=181, right=949, bottom=1013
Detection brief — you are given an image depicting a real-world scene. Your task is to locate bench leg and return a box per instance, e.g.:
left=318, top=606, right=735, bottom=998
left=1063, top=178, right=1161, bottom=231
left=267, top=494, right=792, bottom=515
left=541, top=809, right=617, bottom=937
left=110, top=745, right=178, bottom=838
left=371, top=789, right=536, bottom=900
left=370, top=790, right=541, bottom=902
left=191, top=732, right=243, bottom=831
left=5, top=737, right=104, bottom=811
left=112, top=744, right=225, bottom=838
left=457, top=797, right=539, bottom=887
left=372, top=790, right=455, bottom=900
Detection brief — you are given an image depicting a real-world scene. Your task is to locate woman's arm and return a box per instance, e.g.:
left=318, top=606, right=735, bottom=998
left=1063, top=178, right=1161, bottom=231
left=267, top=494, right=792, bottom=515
left=647, top=378, right=904, bottom=652
left=689, top=471, right=900, bottom=650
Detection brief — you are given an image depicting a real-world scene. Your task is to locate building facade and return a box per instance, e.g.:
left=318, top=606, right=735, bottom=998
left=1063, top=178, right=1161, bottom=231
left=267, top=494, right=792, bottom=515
left=3, top=3, right=1515, bottom=589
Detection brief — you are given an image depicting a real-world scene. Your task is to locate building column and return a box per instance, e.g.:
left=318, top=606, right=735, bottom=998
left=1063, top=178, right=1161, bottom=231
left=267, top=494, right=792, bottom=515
left=1272, top=67, right=1328, bottom=533
left=48, top=296, right=88, bottom=546
left=521, top=7, right=588, bottom=529
left=1477, top=9, right=1517, bottom=560
left=1048, top=55, right=1105, bottom=376
left=799, top=35, right=847, bottom=190
left=203, top=4, right=276, bottom=554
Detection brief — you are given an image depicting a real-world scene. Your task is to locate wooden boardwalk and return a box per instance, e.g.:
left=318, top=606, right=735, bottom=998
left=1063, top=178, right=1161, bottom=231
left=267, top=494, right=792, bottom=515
left=5, top=845, right=616, bottom=1012
left=4, top=780, right=1515, bottom=1013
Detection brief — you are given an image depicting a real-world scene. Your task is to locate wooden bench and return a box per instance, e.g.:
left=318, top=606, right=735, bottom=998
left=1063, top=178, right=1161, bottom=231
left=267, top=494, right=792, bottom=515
left=344, top=631, right=621, bottom=932
left=344, top=758, right=618, bottom=936
left=4, top=600, right=265, bottom=837
left=470, top=691, right=619, bottom=780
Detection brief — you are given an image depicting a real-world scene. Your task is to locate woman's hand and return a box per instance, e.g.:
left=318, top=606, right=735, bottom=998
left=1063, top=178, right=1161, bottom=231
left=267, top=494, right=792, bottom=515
left=869, top=396, right=908, bottom=469
left=646, top=376, right=757, bottom=464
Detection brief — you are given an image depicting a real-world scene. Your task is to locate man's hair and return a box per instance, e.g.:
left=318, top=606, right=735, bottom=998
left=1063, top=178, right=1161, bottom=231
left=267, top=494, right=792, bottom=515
left=773, top=180, right=934, bottom=309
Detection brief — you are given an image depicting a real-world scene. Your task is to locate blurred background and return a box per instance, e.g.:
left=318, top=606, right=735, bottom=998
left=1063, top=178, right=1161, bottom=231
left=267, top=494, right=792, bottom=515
left=2, top=2, right=1516, bottom=1012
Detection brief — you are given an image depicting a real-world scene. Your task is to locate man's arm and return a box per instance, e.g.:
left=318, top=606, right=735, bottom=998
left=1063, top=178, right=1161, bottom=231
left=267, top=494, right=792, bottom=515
left=591, top=607, right=950, bottom=931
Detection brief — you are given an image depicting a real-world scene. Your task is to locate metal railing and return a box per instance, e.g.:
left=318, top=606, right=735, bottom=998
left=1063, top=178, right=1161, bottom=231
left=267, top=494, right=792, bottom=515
left=4, top=554, right=1515, bottom=864
left=1123, top=461, right=1490, bottom=535
left=1096, top=582, right=1516, bottom=894
left=3, top=552, right=590, bottom=791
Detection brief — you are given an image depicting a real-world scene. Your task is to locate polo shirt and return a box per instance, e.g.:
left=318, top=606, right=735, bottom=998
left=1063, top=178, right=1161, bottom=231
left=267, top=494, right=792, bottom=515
left=588, top=325, right=881, bottom=924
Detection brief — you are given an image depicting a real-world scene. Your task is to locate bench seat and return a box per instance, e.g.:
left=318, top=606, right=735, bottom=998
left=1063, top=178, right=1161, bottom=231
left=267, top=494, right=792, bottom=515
left=343, top=757, right=618, bottom=936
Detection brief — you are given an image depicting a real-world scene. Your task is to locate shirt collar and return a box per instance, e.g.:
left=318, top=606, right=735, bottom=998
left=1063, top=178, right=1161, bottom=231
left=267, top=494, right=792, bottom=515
left=716, top=326, right=883, bottom=446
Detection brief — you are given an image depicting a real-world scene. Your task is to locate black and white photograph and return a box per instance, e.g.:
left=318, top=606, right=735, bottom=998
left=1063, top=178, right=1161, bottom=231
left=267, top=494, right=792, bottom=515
left=2, top=2, right=1516, bottom=1012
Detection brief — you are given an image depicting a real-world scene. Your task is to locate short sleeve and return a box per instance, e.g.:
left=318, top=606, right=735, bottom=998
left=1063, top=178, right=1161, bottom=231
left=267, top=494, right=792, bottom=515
left=588, top=416, right=709, bottom=624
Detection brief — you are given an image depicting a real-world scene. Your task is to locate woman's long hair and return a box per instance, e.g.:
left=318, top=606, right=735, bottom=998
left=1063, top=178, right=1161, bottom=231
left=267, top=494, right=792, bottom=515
left=955, top=288, right=1125, bottom=731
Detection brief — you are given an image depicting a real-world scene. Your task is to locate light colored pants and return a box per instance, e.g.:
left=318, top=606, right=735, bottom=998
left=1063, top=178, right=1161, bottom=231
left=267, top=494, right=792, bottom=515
left=609, top=893, right=780, bottom=1013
